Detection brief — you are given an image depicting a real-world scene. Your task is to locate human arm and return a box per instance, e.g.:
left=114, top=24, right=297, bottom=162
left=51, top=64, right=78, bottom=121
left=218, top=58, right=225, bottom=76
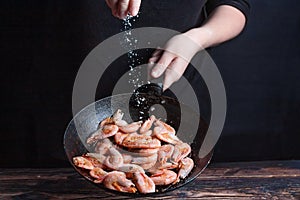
left=150, top=4, right=248, bottom=90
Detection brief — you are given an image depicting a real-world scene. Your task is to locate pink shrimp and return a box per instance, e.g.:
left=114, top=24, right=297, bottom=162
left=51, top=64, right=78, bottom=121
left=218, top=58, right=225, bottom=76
left=118, top=163, right=145, bottom=173
left=112, top=109, right=128, bottom=127
left=171, top=142, right=191, bottom=163
left=154, top=119, right=176, bottom=134
left=73, top=156, right=94, bottom=170
left=131, top=153, right=158, bottom=165
left=114, top=131, right=129, bottom=145
left=157, top=144, right=174, bottom=164
left=150, top=169, right=177, bottom=185
left=133, top=172, right=155, bottom=193
left=90, top=167, right=108, bottom=183
left=94, top=138, right=112, bottom=154
left=130, top=147, right=159, bottom=157
left=122, top=132, right=161, bottom=149
left=122, top=154, right=133, bottom=164
left=119, top=121, right=142, bottom=133
left=104, top=146, right=123, bottom=169
left=140, top=115, right=156, bottom=134
left=103, top=171, right=137, bottom=193
left=153, top=126, right=181, bottom=145
left=87, top=124, right=118, bottom=144
left=174, top=157, right=194, bottom=184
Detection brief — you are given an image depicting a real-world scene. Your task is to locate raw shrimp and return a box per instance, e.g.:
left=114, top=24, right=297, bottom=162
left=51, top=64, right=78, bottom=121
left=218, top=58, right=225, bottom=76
left=119, top=121, right=142, bottom=133
left=112, top=109, right=128, bottom=127
left=118, top=163, right=145, bottom=173
left=130, top=148, right=159, bottom=156
left=171, top=142, right=191, bottom=163
left=98, top=117, right=114, bottom=128
left=131, top=153, right=158, bottom=165
left=101, top=124, right=119, bottom=138
left=122, top=154, right=132, bottom=164
left=154, top=119, right=176, bottom=135
left=174, top=157, right=194, bottom=183
left=85, top=153, right=106, bottom=164
left=103, top=171, right=137, bottom=193
left=133, top=172, right=155, bottom=193
left=139, top=161, right=157, bottom=170
left=157, top=144, right=174, bottom=164
left=150, top=169, right=177, bottom=185
left=140, top=115, right=156, bottom=134
left=153, top=126, right=181, bottom=145
left=114, top=131, right=129, bottom=145
left=148, top=161, right=179, bottom=173
left=90, top=167, right=108, bottom=183
left=104, top=146, right=123, bottom=169
left=112, top=109, right=124, bottom=122
left=73, top=156, right=94, bottom=170
left=139, top=130, right=153, bottom=136
left=157, top=162, right=178, bottom=170
left=87, top=124, right=118, bottom=144
left=73, top=154, right=107, bottom=169
left=122, top=132, right=161, bottom=149
left=73, top=110, right=195, bottom=193
left=94, top=138, right=112, bottom=154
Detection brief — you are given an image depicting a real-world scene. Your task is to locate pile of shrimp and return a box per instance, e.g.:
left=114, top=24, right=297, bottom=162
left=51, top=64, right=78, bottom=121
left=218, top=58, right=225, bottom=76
left=73, top=109, right=194, bottom=194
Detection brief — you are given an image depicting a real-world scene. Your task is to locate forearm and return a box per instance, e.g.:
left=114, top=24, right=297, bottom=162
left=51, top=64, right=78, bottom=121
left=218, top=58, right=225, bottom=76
left=184, top=5, right=246, bottom=49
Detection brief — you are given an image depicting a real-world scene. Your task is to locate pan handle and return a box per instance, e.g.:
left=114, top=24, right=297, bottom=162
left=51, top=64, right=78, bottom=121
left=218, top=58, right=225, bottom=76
left=135, top=83, right=163, bottom=96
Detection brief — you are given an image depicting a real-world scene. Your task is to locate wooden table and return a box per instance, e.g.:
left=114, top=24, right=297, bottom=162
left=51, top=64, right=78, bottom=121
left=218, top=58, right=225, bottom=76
left=1, top=161, right=299, bottom=199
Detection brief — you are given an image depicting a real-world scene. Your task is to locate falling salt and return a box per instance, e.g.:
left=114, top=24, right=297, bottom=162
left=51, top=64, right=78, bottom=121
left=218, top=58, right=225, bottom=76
left=120, top=14, right=145, bottom=91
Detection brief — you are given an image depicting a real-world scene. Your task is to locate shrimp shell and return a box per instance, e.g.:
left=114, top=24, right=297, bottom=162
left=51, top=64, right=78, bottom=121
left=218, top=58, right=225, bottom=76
left=157, top=144, right=174, bottom=164
left=174, top=157, right=194, bottom=184
left=90, top=167, right=108, bottom=183
left=140, top=115, right=156, bottom=134
left=133, top=172, right=155, bottom=193
left=103, top=171, right=137, bottom=193
left=104, top=146, right=124, bottom=169
left=119, top=121, right=142, bottom=133
left=171, top=142, right=191, bottom=163
left=122, top=133, right=161, bottom=149
left=150, top=169, right=177, bottom=185
left=131, top=153, right=158, bottom=165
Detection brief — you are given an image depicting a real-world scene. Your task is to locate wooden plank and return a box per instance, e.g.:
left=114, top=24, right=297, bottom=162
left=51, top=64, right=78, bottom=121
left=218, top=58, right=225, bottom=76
left=0, top=161, right=299, bottom=199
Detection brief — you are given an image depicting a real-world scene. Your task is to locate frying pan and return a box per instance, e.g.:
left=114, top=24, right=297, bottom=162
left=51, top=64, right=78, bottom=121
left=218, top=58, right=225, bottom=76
left=64, top=83, right=213, bottom=195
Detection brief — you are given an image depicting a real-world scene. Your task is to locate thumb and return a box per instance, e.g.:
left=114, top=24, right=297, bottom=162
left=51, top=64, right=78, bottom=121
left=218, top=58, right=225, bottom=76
left=162, top=58, right=187, bottom=91
left=129, top=0, right=141, bottom=16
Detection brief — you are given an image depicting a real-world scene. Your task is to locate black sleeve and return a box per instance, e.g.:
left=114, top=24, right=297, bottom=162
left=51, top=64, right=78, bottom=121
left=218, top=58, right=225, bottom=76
left=206, top=0, right=250, bottom=21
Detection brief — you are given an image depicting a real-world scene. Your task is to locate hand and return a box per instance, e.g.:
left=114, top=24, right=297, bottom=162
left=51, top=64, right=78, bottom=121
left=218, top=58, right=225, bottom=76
left=105, top=0, right=141, bottom=19
left=149, top=33, right=204, bottom=91
left=149, top=5, right=247, bottom=91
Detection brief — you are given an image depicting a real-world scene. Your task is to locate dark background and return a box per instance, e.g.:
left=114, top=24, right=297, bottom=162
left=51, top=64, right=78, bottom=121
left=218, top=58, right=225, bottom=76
left=1, top=0, right=299, bottom=167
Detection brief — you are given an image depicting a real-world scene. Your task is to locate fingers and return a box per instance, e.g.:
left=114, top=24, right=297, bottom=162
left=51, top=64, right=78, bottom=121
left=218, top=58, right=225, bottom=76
left=163, top=58, right=188, bottom=91
left=106, top=0, right=141, bottom=19
left=106, top=0, right=119, bottom=17
left=148, top=49, right=162, bottom=64
left=149, top=50, right=188, bottom=91
left=128, top=0, right=141, bottom=16
left=117, top=0, right=130, bottom=19
left=151, top=51, right=175, bottom=78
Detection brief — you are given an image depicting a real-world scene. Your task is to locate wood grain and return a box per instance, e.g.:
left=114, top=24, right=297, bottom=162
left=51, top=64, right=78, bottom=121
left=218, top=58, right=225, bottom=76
left=1, top=160, right=299, bottom=199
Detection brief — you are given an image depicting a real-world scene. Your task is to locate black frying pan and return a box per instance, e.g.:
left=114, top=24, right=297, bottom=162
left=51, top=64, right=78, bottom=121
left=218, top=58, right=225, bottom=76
left=64, top=84, right=213, bottom=195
